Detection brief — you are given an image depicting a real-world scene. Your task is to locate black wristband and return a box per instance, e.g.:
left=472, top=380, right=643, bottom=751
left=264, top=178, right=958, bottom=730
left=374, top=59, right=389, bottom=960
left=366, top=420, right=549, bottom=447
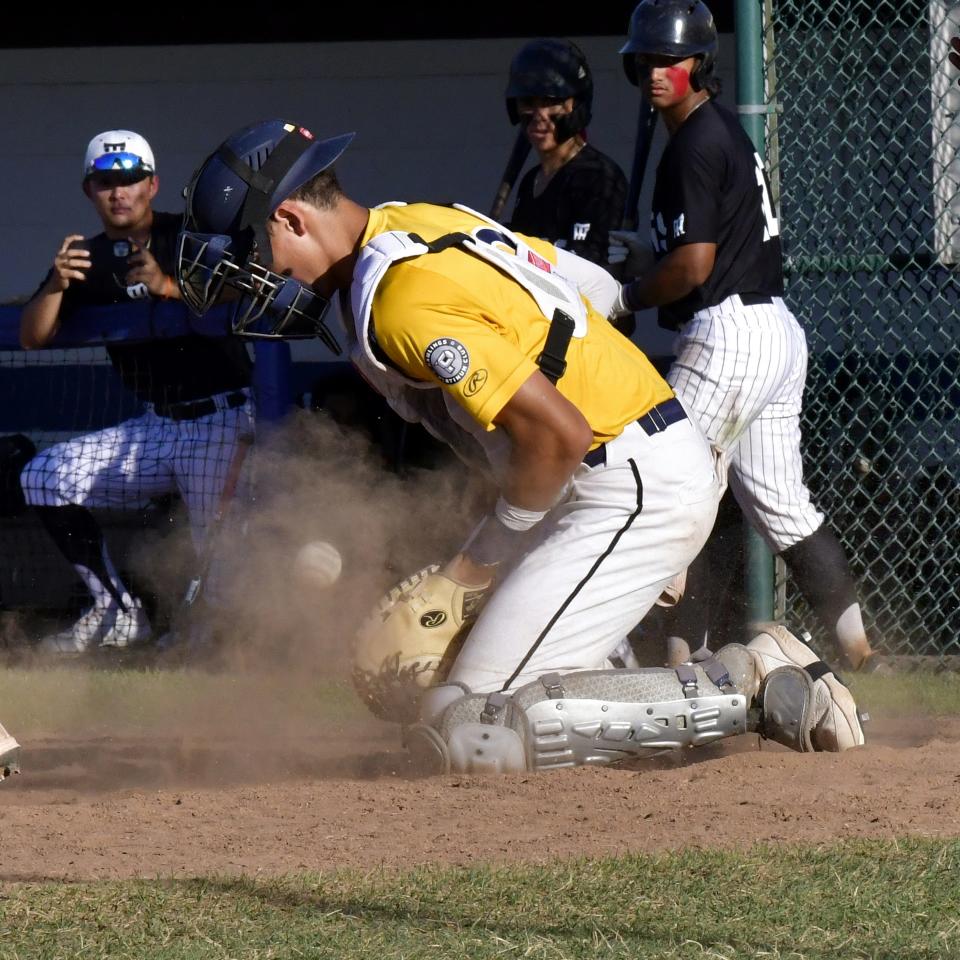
left=622, top=281, right=650, bottom=313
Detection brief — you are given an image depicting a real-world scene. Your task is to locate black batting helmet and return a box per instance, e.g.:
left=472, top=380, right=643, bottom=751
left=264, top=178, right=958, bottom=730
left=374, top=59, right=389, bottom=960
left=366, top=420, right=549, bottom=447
left=505, top=38, right=593, bottom=144
left=620, top=0, right=719, bottom=92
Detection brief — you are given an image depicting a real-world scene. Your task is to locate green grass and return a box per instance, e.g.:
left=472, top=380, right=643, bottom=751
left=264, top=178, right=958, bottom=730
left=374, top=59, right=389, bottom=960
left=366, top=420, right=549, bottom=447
left=1, top=840, right=957, bottom=959
left=1, top=666, right=958, bottom=739
left=0, top=667, right=364, bottom=738
left=848, top=670, right=960, bottom=719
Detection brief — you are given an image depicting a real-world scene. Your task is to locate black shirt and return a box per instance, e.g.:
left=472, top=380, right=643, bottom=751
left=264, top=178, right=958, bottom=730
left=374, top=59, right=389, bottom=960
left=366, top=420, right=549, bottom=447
left=33, top=210, right=251, bottom=406
left=510, top=143, right=627, bottom=266
left=651, top=100, right=784, bottom=329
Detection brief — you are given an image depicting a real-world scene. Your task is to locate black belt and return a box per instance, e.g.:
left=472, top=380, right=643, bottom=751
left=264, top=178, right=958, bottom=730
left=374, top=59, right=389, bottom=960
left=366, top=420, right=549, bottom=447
left=668, top=293, right=775, bottom=329
left=583, top=397, right=687, bottom=468
left=155, top=390, right=247, bottom=421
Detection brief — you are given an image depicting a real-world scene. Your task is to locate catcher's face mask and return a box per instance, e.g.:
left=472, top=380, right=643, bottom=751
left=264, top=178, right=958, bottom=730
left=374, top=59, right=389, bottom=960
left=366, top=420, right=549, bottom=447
left=177, top=230, right=341, bottom=350
left=177, top=121, right=353, bottom=352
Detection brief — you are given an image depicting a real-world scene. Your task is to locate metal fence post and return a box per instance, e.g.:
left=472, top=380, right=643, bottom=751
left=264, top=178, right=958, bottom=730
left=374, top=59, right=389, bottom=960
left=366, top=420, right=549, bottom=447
left=735, top=0, right=775, bottom=624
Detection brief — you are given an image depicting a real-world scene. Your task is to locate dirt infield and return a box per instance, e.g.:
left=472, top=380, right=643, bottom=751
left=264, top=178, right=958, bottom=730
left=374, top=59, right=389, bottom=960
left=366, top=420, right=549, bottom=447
left=2, top=713, right=958, bottom=881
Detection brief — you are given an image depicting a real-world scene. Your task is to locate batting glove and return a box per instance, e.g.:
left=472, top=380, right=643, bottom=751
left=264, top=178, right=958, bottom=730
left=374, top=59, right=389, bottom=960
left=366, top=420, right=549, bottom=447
left=607, top=229, right=655, bottom=280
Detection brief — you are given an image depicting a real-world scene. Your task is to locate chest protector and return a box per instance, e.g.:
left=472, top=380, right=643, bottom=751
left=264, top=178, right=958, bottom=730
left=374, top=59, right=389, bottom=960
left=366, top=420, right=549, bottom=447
left=350, top=203, right=589, bottom=396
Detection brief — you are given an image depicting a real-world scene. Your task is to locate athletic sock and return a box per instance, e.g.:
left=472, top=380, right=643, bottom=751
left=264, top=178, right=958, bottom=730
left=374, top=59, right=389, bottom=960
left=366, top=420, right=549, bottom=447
left=33, top=505, right=131, bottom=611
left=779, top=524, right=872, bottom=667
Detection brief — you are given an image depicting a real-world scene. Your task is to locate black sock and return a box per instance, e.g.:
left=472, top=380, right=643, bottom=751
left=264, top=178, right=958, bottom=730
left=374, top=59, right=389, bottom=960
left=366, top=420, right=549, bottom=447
left=779, top=525, right=859, bottom=635
left=33, top=505, right=127, bottom=609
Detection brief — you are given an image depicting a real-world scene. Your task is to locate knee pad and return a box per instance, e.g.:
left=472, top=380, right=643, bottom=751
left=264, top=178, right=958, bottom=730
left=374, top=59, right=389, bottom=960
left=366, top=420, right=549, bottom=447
left=743, top=622, right=866, bottom=751
left=409, top=665, right=749, bottom=775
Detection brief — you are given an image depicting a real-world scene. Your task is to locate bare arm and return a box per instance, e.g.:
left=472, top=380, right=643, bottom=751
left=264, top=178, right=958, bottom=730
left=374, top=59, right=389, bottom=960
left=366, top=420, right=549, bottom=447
left=20, top=234, right=90, bottom=349
left=445, top=369, right=593, bottom=584
left=621, top=241, right=716, bottom=311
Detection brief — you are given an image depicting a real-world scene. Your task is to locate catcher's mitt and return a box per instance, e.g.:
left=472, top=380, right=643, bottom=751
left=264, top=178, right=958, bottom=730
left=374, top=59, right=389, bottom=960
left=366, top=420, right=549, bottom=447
left=352, top=564, right=491, bottom=723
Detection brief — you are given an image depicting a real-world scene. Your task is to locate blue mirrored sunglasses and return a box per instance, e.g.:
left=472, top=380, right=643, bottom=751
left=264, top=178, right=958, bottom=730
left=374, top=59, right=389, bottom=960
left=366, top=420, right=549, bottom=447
left=90, top=152, right=150, bottom=173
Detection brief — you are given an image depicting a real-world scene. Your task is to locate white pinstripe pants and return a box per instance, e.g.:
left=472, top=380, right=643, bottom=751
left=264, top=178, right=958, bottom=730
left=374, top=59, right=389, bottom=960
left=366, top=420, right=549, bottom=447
left=21, top=394, right=254, bottom=552
left=668, top=295, right=823, bottom=552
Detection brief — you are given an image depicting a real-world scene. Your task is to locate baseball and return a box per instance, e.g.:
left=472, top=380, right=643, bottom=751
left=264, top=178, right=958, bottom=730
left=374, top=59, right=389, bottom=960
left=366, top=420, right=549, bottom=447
left=292, top=540, right=343, bottom=589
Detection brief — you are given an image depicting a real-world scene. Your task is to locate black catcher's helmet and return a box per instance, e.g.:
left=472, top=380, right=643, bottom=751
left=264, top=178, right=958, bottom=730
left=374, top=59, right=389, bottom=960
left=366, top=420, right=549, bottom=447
left=620, top=0, right=718, bottom=92
left=505, top=38, right=593, bottom=143
left=178, top=120, right=353, bottom=349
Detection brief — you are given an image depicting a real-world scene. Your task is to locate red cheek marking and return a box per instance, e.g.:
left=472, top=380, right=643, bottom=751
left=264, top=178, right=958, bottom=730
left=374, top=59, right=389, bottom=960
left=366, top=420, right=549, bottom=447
left=665, top=65, right=690, bottom=97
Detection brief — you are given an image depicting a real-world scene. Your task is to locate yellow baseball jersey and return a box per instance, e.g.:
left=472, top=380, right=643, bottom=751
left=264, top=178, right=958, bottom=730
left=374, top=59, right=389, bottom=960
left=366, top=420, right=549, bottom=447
left=361, top=203, right=673, bottom=444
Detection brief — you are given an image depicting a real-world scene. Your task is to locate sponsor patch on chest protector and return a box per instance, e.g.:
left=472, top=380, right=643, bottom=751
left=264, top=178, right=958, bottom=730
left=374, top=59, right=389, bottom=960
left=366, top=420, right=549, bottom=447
left=424, top=338, right=470, bottom=384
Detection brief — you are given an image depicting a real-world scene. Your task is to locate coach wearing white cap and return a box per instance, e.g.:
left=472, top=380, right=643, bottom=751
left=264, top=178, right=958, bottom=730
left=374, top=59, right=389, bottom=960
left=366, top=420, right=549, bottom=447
left=18, top=129, right=254, bottom=655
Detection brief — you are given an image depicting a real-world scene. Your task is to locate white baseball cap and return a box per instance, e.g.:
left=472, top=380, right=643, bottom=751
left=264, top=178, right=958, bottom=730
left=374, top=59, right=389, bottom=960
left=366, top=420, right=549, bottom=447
left=83, top=130, right=155, bottom=179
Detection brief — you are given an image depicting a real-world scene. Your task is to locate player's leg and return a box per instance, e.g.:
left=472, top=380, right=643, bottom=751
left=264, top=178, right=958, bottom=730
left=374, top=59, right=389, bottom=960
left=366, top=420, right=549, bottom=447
left=408, top=622, right=865, bottom=774
left=447, top=416, right=719, bottom=694
left=166, top=397, right=254, bottom=649
left=20, top=412, right=176, bottom=651
left=663, top=304, right=797, bottom=658
left=725, top=303, right=877, bottom=670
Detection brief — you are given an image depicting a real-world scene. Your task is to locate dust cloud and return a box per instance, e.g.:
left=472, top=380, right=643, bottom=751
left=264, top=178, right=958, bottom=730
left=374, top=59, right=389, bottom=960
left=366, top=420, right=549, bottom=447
left=0, top=408, right=491, bottom=790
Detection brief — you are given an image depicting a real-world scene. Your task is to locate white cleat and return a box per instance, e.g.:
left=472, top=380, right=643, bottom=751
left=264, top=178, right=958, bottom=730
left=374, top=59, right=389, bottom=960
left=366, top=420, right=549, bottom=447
left=99, top=600, right=152, bottom=649
left=39, top=605, right=116, bottom=654
left=40, top=600, right=152, bottom=654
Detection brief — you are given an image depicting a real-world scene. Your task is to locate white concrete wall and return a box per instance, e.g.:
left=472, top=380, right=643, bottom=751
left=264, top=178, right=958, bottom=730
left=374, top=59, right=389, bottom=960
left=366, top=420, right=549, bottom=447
left=0, top=36, right=735, bottom=356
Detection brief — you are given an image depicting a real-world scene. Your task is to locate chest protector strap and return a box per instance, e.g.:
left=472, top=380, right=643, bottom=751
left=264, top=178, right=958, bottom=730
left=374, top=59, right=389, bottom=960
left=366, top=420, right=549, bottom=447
left=407, top=231, right=576, bottom=384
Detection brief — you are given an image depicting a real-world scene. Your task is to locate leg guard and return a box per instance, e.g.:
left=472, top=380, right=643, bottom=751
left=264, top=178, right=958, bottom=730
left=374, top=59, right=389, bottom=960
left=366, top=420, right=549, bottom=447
left=0, top=720, right=20, bottom=781
left=407, top=664, right=749, bottom=775
left=718, top=622, right=867, bottom=751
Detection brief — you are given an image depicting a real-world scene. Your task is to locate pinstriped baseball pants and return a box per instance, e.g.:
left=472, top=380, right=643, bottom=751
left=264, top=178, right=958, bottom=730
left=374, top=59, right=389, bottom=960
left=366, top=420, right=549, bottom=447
left=667, top=294, right=824, bottom=553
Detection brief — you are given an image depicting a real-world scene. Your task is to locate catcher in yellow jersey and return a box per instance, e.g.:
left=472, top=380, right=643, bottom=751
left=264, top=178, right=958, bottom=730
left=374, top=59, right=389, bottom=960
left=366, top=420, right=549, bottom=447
left=178, top=121, right=867, bottom=774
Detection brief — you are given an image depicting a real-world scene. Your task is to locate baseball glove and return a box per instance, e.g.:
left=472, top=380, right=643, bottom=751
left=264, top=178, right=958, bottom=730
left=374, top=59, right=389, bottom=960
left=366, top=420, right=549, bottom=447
left=352, top=564, right=491, bottom=724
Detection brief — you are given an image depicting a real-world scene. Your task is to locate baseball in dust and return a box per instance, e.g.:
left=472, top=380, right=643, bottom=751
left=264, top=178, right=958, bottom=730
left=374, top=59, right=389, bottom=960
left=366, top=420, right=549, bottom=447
left=292, top=540, right=343, bottom=589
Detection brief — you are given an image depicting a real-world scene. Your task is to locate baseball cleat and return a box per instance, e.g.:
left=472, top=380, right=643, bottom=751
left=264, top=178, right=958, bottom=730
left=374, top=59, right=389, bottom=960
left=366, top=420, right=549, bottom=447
left=99, top=600, right=152, bottom=648
left=39, top=605, right=115, bottom=654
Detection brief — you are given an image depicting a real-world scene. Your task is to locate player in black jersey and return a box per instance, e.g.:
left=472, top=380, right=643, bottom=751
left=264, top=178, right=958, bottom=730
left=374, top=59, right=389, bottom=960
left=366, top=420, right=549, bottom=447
left=609, top=0, right=881, bottom=672
left=504, top=38, right=627, bottom=269
left=19, top=130, right=253, bottom=654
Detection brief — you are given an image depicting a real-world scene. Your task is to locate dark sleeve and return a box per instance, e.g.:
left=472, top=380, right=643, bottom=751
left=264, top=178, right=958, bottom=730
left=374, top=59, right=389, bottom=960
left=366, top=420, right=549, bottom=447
left=656, top=140, right=724, bottom=250
left=151, top=212, right=185, bottom=276
left=558, top=163, right=627, bottom=265
left=507, top=168, right=539, bottom=234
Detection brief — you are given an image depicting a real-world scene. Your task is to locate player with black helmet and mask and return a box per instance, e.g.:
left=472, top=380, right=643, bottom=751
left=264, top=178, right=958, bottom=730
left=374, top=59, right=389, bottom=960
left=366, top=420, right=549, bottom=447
left=608, top=0, right=882, bottom=673
left=503, top=38, right=627, bottom=270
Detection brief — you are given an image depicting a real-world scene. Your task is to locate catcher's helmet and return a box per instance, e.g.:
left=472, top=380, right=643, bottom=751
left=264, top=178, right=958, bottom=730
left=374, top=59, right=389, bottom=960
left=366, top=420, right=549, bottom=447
left=178, top=120, right=353, bottom=350
left=505, top=38, right=593, bottom=143
left=620, top=0, right=718, bottom=91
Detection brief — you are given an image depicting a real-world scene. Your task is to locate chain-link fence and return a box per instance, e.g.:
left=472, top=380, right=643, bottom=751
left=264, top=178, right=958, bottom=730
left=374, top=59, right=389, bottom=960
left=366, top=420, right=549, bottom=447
left=768, top=0, right=960, bottom=656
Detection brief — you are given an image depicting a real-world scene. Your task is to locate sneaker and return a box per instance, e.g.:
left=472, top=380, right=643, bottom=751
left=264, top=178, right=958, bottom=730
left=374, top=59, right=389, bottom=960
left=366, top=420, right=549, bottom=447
left=100, top=600, right=152, bottom=648
left=39, top=605, right=116, bottom=654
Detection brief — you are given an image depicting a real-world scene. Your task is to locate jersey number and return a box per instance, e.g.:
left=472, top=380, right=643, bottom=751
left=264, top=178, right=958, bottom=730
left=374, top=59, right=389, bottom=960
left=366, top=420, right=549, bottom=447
left=754, top=153, right=780, bottom=242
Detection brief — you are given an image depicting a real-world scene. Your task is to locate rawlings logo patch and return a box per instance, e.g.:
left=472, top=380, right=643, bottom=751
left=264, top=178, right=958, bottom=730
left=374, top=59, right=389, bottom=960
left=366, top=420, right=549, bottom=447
left=464, top=369, right=488, bottom=397
left=424, top=338, right=469, bottom=385
left=420, top=610, right=448, bottom=628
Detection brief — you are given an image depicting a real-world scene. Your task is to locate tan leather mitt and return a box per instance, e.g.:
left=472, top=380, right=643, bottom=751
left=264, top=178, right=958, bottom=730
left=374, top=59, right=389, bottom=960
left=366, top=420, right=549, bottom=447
left=352, top=564, right=491, bottom=723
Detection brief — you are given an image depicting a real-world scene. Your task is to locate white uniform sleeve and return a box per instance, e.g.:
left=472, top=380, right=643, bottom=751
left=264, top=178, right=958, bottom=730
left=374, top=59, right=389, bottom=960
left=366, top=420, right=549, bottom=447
left=553, top=245, right=622, bottom=319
